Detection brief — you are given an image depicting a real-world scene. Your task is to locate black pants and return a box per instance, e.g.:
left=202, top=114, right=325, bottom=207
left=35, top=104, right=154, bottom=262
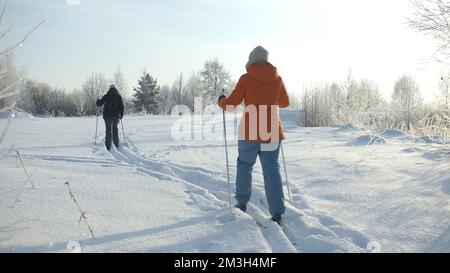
left=104, top=118, right=119, bottom=150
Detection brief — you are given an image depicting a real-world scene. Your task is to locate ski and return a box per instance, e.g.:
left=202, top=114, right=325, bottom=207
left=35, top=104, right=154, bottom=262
left=259, top=198, right=297, bottom=246
left=250, top=215, right=268, bottom=228
left=275, top=220, right=296, bottom=246
left=210, top=191, right=267, bottom=228
left=251, top=212, right=296, bottom=246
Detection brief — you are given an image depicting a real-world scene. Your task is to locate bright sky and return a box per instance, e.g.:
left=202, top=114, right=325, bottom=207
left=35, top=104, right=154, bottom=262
left=3, top=0, right=448, bottom=101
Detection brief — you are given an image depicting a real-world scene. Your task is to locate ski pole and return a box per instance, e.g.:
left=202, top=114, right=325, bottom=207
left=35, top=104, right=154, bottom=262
left=120, top=119, right=126, bottom=142
left=280, top=141, right=292, bottom=201
left=221, top=89, right=232, bottom=212
left=94, top=106, right=99, bottom=145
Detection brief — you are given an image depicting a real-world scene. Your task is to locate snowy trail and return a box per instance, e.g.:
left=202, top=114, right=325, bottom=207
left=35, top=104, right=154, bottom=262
left=99, top=126, right=370, bottom=253
left=1, top=113, right=448, bottom=252
left=93, top=141, right=297, bottom=253
left=0, top=117, right=274, bottom=253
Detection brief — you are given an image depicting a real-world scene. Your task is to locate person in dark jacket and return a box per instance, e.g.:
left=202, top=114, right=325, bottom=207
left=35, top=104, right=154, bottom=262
left=96, top=84, right=124, bottom=150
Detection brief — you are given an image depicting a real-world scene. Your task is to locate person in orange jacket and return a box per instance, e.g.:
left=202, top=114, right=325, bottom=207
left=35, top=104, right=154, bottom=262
left=218, top=46, right=290, bottom=223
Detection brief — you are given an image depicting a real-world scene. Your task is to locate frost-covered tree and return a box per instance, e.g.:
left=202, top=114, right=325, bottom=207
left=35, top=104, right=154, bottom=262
left=437, top=70, right=450, bottom=112
left=0, top=3, right=44, bottom=112
left=392, top=75, right=423, bottom=131
left=17, top=80, right=51, bottom=115
left=110, top=67, right=129, bottom=114
left=0, top=53, right=21, bottom=111
left=338, top=70, right=383, bottom=122
left=17, top=83, right=85, bottom=117
left=183, top=72, right=203, bottom=111
left=111, top=66, right=128, bottom=98
left=200, top=58, right=232, bottom=105
left=342, top=69, right=359, bottom=121
left=0, top=3, right=44, bottom=158
left=299, top=73, right=384, bottom=128
left=171, top=73, right=184, bottom=106
left=330, top=82, right=346, bottom=115
left=301, top=83, right=343, bottom=127
left=82, top=73, right=108, bottom=116
left=358, top=79, right=383, bottom=111
left=70, top=89, right=86, bottom=116
left=132, top=71, right=160, bottom=114
left=288, top=92, right=302, bottom=110
left=407, top=0, right=450, bottom=62
left=47, top=89, right=78, bottom=117
left=157, top=71, right=210, bottom=114
left=157, top=84, right=172, bottom=115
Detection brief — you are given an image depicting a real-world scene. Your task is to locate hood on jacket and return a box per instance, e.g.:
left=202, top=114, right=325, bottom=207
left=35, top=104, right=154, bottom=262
left=246, top=63, right=280, bottom=83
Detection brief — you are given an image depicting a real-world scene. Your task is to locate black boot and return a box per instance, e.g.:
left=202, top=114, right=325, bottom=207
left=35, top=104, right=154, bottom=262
left=271, top=214, right=282, bottom=224
left=234, top=203, right=247, bottom=213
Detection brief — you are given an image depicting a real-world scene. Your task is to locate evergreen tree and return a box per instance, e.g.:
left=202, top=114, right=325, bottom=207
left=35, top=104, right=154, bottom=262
left=132, top=71, right=160, bottom=114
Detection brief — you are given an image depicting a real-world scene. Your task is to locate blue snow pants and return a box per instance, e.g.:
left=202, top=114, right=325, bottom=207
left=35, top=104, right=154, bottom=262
left=235, top=140, right=286, bottom=217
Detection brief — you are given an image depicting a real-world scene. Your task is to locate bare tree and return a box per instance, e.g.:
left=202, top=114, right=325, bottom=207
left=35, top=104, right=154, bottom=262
left=437, top=70, right=450, bottom=112
left=342, top=68, right=358, bottom=122
left=288, top=91, right=302, bottom=110
left=0, top=53, right=21, bottom=111
left=301, top=82, right=340, bottom=127
left=183, top=72, right=203, bottom=111
left=171, top=73, right=184, bottom=106
left=299, top=73, right=384, bottom=128
left=358, top=79, right=383, bottom=111
left=0, top=3, right=44, bottom=111
left=82, top=73, right=108, bottom=115
left=111, top=66, right=128, bottom=98
left=18, top=80, right=51, bottom=115
left=47, top=88, right=78, bottom=117
left=200, top=58, right=232, bottom=105
left=0, top=3, right=44, bottom=158
left=407, top=0, right=450, bottom=63
left=0, top=4, right=45, bottom=58
left=392, top=74, right=423, bottom=131
left=70, top=89, right=86, bottom=116
left=157, top=84, right=172, bottom=115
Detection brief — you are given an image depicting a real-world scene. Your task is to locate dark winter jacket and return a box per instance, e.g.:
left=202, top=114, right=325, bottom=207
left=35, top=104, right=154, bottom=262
left=96, top=87, right=124, bottom=119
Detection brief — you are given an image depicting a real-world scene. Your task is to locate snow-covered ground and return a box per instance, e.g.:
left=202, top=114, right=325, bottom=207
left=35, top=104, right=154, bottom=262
left=0, top=111, right=449, bottom=253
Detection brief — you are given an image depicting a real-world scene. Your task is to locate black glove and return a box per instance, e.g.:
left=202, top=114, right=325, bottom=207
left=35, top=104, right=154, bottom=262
left=218, top=95, right=226, bottom=105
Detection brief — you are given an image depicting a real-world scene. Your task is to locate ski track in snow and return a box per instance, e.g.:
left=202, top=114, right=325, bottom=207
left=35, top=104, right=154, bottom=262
left=91, top=140, right=296, bottom=253
left=1, top=113, right=448, bottom=252
left=92, top=131, right=370, bottom=253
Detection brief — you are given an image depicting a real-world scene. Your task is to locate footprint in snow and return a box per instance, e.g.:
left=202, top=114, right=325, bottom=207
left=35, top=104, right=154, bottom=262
left=184, top=188, right=222, bottom=212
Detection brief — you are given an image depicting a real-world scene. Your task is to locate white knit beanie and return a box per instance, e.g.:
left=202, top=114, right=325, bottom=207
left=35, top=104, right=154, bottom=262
left=246, top=46, right=269, bottom=68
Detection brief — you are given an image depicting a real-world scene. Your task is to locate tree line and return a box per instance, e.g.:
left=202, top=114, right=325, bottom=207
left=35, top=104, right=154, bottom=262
left=292, top=69, right=449, bottom=136
left=0, top=55, right=234, bottom=117
left=288, top=0, right=450, bottom=136
left=1, top=52, right=449, bottom=137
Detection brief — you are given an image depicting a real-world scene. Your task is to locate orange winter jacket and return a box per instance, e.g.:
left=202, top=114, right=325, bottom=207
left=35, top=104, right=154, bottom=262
left=219, top=63, right=289, bottom=142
